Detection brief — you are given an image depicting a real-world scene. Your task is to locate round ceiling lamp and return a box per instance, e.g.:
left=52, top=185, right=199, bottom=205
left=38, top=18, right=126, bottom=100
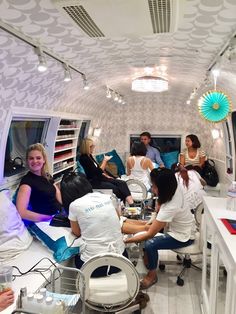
left=131, top=76, right=168, bottom=92
left=198, top=90, right=231, bottom=122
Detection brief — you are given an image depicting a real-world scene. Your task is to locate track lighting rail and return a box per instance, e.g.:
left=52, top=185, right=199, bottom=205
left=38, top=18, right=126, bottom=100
left=0, top=21, right=85, bottom=78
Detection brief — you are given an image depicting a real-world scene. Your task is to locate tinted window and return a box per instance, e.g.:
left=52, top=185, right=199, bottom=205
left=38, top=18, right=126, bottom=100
left=130, top=135, right=181, bottom=153
left=4, top=120, right=48, bottom=177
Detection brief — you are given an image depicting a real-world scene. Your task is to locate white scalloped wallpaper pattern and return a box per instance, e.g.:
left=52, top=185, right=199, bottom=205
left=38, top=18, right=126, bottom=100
left=0, top=0, right=235, bottom=161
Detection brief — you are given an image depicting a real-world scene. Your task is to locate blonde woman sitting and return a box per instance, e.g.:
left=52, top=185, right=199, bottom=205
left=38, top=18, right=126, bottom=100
left=16, top=143, right=62, bottom=222
left=79, top=138, right=134, bottom=205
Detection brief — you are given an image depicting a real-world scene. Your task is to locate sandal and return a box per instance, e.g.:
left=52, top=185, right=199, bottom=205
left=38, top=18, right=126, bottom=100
left=140, top=276, right=158, bottom=289
left=137, top=291, right=150, bottom=302
left=127, top=297, right=147, bottom=310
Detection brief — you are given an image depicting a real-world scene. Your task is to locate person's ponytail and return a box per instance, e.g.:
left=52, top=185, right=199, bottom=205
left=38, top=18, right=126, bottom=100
left=179, top=166, right=189, bottom=188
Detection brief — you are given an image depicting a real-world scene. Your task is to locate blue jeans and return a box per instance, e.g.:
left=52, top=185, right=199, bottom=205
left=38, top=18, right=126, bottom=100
left=145, top=233, right=194, bottom=270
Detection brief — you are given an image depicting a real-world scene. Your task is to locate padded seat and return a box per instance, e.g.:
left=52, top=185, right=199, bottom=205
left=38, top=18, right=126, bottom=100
left=78, top=253, right=140, bottom=312
left=88, top=272, right=129, bottom=305
left=174, top=232, right=201, bottom=255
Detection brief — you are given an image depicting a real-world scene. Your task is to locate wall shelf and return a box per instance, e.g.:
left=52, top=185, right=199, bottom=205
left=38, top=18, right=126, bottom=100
left=55, top=137, right=77, bottom=142
left=53, top=164, right=74, bottom=175
left=52, top=119, right=80, bottom=179
left=55, top=146, right=76, bottom=153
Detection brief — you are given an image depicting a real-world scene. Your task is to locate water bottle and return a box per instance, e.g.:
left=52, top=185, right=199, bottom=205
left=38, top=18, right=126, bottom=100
left=226, top=181, right=236, bottom=211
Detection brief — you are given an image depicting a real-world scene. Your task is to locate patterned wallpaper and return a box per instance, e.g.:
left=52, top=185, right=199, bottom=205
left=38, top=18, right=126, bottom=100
left=0, top=0, right=236, bottom=180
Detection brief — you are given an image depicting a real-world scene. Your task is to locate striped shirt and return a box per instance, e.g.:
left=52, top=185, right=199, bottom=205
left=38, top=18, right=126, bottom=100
left=180, top=148, right=206, bottom=167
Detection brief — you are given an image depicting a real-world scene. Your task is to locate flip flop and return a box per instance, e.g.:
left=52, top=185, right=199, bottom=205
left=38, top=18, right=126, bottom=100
left=140, top=277, right=158, bottom=289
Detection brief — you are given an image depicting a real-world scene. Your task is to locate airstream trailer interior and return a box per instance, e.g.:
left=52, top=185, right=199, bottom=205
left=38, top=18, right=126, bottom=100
left=0, top=0, right=236, bottom=313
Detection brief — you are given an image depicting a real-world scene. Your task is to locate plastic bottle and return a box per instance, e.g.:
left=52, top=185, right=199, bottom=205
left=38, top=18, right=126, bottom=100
left=35, top=294, right=44, bottom=313
left=45, top=296, right=54, bottom=312
left=22, top=293, right=36, bottom=313
left=53, top=300, right=65, bottom=314
left=39, top=287, right=47, bottom=297
left=226, top=181, right=236, bottom=211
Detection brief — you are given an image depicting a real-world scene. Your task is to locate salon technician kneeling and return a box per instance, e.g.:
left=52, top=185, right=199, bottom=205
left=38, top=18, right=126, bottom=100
left=124, top=168, right=195, bottom=289
left=61, top=172, right=128, bottom=277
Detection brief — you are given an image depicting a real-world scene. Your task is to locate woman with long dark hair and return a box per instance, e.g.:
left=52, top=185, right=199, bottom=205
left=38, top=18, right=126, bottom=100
left=61, top=172, right=128, bottom=276
left=179, top=134, right=206, bottom=170
left=173, top=163, right=206, bottom=212
left=124, top=168, right=194, bottom=289
left=126, top=141, right=154, bottom=190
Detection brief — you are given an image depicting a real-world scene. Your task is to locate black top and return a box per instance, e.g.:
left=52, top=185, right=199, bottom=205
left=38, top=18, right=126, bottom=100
left=19, top=171, right=61, bottom=216
left=79, top=154, right=104, bottom=181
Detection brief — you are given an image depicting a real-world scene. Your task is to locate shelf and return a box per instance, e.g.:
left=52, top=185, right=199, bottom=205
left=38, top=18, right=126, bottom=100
left=53, top=164, right=74, bottom=175
left=53, top=118, right=80, bottom=180
left=53, top=155, right=74, bottom=164
left=55, top=146, right=76, bottom=153
left=58, top=127, right=80, bottom=131
left=55, top=137, right=77, bottom=142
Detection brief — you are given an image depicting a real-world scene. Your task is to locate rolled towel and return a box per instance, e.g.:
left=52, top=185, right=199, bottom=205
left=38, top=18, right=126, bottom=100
left=146, top=212, right=157, bottom=225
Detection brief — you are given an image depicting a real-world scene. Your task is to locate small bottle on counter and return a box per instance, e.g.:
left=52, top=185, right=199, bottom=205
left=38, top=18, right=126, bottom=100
left=226, top=181, right=236, bottom=211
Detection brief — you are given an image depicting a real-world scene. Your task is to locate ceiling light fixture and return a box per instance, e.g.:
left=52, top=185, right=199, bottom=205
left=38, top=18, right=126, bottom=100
left=35, top=47, right=47, bottom=72
left=93, top=127, right=102, bottom=137
left=106, top=88, right=112, bottom=98
left=131, top=76, right=168, bottom=92
left=0, top=23, right=87, bottom=84
left=211, top=128, right=221, bottom=140
left=113, top=93, right=119, bottom=101
left=82, top=74, right=90, bottom=90
left=63, top=63, right=72, bottom=82
left=106, top=87, right=125, bottom=104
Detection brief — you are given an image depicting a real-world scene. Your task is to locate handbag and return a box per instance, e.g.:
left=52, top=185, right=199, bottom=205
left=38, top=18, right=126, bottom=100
left=50, top=214, right=70, bottom=228
left=201, top=159, right=219, bottom=187
left=4, top=157, right=25, bottom=176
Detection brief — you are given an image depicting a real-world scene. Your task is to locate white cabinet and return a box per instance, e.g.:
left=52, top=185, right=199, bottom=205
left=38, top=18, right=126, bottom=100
left=202, top=196, right=236, bottom=314
left=52, top=119, right=81, bottom=182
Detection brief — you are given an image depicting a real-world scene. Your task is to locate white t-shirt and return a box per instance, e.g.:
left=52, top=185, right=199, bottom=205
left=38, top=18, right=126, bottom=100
left=175, top=170, right=206, bottom=211
left=68, top=192, right=125, bottom=262
left=156, top=186, right=194, bottom=242
left=0, top=190, right=32, bottom=262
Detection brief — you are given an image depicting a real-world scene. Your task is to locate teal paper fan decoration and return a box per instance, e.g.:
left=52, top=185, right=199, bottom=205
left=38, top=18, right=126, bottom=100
left=198, top=90, right=231, bottom=123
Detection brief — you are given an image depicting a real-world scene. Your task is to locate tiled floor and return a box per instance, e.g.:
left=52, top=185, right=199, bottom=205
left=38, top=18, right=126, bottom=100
left=75, top=250, right=227, bottom=313
left=142, top=250, right=202, bottom=314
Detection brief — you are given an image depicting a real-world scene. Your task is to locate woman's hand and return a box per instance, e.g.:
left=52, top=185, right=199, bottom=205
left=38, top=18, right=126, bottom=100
left=102, top=173, right=112, bottom=179
left=0, top=290, right=14, bottom=311
left=100, top=155, right=113, bottom=171
left=103, top=155, right=112, bottom=162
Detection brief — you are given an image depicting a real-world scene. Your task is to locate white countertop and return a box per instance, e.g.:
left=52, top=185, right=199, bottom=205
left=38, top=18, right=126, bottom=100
left=203, top=196, right=236, bottom=263
left=2, top=240, right=55, bottom=314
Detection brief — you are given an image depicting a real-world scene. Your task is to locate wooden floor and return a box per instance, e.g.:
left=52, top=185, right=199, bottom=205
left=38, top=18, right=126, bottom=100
left=142, top=250, right=202, bottom=314
left=83, top=249, right=227, bottom=314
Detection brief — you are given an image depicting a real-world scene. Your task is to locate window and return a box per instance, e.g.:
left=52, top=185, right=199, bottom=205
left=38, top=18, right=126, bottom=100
left=227, top=114, right=235, bottom=175
left=4, top=119, right=49, bottom=177
left=130, top=134, right=181, bottom=153
left=130, top=134, right=181, bottom=168
left=76, top=120, right=90, bottom=157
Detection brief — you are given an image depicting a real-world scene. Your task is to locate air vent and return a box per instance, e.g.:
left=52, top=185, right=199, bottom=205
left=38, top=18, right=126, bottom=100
left=54, top=0, right=186, bottom=38
left=148, top=0, right=171, bottom=33
left=62, top=5, right=104, bottom=37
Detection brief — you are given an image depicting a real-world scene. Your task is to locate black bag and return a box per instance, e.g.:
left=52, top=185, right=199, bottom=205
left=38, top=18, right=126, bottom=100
left=4, top=157, right=25, bottom=176
left=50, top=214, right=70, bottom=228
left=201, top=159, right=219, bottom=187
